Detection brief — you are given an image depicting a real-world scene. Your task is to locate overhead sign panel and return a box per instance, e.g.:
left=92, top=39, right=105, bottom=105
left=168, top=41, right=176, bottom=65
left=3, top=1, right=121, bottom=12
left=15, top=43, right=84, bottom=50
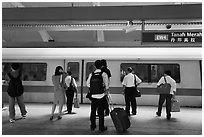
left=142, top=31, right=202, bottom=43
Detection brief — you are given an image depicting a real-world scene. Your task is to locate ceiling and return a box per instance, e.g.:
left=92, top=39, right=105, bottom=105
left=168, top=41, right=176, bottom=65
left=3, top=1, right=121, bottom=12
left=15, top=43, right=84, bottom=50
left=2, top=2, right=202, bottom=48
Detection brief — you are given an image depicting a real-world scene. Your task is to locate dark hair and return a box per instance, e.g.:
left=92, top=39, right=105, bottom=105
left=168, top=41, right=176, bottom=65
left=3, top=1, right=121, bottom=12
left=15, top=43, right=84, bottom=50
left=101, top=59, right=107, bottom=67
left=67, top=70, right=72, bottom=75
left=55, top=66, right=63, bottom=76
left=95, top=60, right=102, bottom=69
left=11, top=63, right=20, bottom=70
left=127, top=67, right=133, bottom=73
left=164, top=70, right=171, bottom=76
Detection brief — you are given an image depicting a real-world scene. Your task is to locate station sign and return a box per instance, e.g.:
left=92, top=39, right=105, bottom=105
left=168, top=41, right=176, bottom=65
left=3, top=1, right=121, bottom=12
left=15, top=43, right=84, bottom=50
left=142, top=31, right=202, bottom=43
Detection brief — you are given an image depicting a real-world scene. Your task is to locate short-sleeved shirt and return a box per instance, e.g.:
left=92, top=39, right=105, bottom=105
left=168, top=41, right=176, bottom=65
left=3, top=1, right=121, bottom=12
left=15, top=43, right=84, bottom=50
left=157, top=75, right=176, bottom=95
left=122, top=73, right=142, bottom=87
left=65, top=75, right=77, bottom=88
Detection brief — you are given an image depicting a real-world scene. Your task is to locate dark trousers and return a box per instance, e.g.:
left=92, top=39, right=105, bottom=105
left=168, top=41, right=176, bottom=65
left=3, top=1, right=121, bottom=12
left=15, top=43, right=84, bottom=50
left=157, top=94, right=172, bottom=118
left=125, top=87, right=137, bottom=115
left=65, top=89, right=75, bottom=113
left=90, top=96, right=106, bottom=130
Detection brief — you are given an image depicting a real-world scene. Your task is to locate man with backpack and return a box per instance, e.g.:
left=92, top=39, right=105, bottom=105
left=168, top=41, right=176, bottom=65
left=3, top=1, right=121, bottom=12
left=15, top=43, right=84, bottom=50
left=86, top=60, right=109, bottom=132
left=4, top=63, right=27, bottom=123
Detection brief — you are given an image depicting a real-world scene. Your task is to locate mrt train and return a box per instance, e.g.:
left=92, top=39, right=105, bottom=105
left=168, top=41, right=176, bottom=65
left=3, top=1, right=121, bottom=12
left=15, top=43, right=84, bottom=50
left=2, top=48, right=202, bottom=107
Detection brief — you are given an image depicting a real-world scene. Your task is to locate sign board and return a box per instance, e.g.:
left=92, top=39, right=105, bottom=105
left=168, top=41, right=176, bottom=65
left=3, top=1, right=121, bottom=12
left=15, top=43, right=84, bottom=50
left=142, top=31, right=202, bottom=43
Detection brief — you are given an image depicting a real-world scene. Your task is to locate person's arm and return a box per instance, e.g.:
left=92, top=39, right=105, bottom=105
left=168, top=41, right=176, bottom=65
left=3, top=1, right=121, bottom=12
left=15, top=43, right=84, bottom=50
left=72, top=78, right=78, bottom=98
left=135, top=75, right=142, bottom=86
left=86, top=73, right=92, bottom=88
left=102, top=72, right=109, bottom=95
left=122, top=76, right=126, bottom=94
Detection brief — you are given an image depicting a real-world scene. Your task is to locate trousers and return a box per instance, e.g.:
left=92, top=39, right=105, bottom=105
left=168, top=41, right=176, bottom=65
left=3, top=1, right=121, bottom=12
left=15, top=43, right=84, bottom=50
left=8, top=94, right=27, bottom=119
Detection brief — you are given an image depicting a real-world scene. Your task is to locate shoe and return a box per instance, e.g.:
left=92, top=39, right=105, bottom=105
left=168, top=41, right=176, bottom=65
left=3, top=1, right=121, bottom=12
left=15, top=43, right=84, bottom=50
left=90, top=125, right=96, bottom=131
left=167, top=117, right=171, bottom=120
left=49, top=116, right=54, bottom=120
left=99, top=126, right=108, bottom=132
left=9, top=119, right=15, bottom=123
left=22, top=115, right=27, bottom=119
left=156, top=112, right=161, bottom=117
left=132, top=113, right=136, bottom=115
left=57, top=116, right=62, bottom=120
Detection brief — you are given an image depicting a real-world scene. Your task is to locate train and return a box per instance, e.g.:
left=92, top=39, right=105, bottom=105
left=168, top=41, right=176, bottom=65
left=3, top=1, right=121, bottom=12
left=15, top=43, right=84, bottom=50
left=2, top=48, right=202, bottom=107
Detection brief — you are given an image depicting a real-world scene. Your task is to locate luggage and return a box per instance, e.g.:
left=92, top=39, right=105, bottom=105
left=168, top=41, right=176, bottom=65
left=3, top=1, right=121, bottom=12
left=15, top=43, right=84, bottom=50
left=74, top=98, right=80, bottom=108
left=171, top=99, right=180, bottom=112
left=108, top=95, right=131, bottom=132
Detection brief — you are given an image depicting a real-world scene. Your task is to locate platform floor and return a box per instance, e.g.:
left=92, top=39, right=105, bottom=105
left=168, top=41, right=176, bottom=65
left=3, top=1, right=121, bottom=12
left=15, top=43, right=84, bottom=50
left=2, top=103, right=202, bottom=135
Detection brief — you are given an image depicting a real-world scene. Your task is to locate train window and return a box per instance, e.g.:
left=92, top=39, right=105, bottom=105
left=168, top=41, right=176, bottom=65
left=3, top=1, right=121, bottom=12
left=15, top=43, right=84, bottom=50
left=120, top=63, right=180, bottom=83
left=67, top=62, right=79, bottom=81
left=2, top=63, right=47, bottom=81
left=85, top=62, right=95, bottom=80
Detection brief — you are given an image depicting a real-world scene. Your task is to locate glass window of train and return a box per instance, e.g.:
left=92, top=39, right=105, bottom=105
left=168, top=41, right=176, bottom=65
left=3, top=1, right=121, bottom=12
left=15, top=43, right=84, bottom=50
left=67, top=62, right=79, bottom=81
left=2, top=63, right=47, bottom=81
left=120, top=63, right=180, bottom=83
left=86, top=62, right=95, bottom=80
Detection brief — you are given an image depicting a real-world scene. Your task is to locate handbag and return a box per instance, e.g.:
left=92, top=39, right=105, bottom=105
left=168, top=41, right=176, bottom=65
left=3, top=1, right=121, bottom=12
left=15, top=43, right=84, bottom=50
left=69, top=77, right=77, bottom=93
left=74, top=98, right=80, bottom=108
left=134, top=75, right=141, bottom=97
left=156, top=76, right=171, bottom=94
left=171, top=98, right=180, bottom=112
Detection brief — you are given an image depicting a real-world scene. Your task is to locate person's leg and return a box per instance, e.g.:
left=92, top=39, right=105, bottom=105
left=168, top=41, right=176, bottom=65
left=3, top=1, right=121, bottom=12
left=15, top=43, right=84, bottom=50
left=90, top=98, right=98, bottom=130
left=65, top=90, right=69, bottom=111
left=157, top=94, right=166, bottom=116
left=8, top=96, right=15, bottom=122
left=16, top=95, right=27, bottom=118
left=98, top=97, right=107, bottom=131
left=124, top=88, right=131, bottom=116
left=58, top=104, right=63, bottom=119
left=104, top=95, right=109, bottom=116
left=166, top=94, right=172, bottom=119
left=130, top=95, right=137, bottom=115
left=50, top=104, right=56, bottom=120
left=67, top=90, right=75, bottom=114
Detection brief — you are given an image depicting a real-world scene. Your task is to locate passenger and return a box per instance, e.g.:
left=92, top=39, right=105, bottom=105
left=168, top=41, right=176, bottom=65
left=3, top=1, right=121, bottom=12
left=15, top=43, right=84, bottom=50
left=101, top=59, right=111, bottom=116
left=87, top=60, right=109, bottom=132
left=4, top=63, right=27, bottom=123
left=122, top=67, right=142, bottom=116
left=64, top=71, right=78, bottom=114
left=50, top=66, right=65, bottom=120
left=156, top=70, right=176, bottom=120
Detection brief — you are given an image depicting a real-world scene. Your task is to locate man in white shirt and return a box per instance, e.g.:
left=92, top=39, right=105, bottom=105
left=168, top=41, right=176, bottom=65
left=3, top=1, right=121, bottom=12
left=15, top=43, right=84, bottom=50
left=64, top=71, right=78, bottom=114
left=87, top=60, right=109, bottom=132
left=156, top=70, right=176, bottom=120
left=122, top=67, right=142, bottom=116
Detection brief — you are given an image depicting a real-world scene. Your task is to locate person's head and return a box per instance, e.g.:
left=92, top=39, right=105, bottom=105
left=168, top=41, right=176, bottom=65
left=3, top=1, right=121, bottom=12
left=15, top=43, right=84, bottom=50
left=55, top=66, right=63, bottom=75
left=164, top=70, right=171, bottom=76
left=67, top=70, right=72, bottom=75
left=94, top=60, right=102, bottom=69
left=127, top=67, right=133, bottom=73
left=101, top=59, right=107, bottom=67
left=11, top=63, right=20, bottom=71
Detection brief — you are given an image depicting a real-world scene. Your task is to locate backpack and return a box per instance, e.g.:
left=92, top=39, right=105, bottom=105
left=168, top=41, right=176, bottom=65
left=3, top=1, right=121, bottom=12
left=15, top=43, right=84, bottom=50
left=90, top=72, right=105, bottom=95
left=7, top=73, right=24, bottom=97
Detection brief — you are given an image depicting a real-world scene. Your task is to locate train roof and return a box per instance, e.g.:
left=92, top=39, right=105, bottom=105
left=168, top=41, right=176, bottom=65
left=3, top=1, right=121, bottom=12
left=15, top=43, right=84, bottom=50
left=2, top=48, right=201, bottom=60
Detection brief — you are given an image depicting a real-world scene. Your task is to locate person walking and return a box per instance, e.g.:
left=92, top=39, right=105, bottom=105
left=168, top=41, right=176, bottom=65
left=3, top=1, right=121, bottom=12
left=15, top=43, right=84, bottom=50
left=101, top=59, right=111, bottom=116
left=64, top=71, right=78, bottom=114
left=50, top=66, right=65, bottom=120
left=122, top=67, right=142, bottom=116
left=4, top=63, right=27, bottom=123
left=156, top=70, right=176, bottom=120
left=87, top=60, right=109, bottom=132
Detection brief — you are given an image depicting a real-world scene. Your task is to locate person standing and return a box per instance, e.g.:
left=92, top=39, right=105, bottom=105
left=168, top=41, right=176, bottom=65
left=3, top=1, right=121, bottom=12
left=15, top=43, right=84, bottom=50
left=156, top=70, right=176, bottom=120
left=87, top=60, right=109, bottom=132
left=50, top=66, right=65, bottom=120
left=101, top=59, right=111, bottom=116
left=64, top=71, right=78, bottom=114
left=122, top=67, right=142, bottom=116
left=4, top=63, right=27, bottom=123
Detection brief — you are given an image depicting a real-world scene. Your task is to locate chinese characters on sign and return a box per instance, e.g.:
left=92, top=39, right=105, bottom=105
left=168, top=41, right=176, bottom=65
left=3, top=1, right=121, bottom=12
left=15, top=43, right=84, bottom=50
left=143, top=31, right=202, bottom=43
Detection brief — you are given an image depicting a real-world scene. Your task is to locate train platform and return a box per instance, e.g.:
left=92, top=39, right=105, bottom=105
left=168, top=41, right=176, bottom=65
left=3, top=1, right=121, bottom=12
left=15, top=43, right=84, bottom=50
left=2, top=103, right=202, bottom=135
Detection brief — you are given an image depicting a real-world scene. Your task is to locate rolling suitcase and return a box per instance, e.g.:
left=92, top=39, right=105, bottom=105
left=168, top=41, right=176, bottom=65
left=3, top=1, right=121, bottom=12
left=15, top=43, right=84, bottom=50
left=108, top=95, right=131, bottom=132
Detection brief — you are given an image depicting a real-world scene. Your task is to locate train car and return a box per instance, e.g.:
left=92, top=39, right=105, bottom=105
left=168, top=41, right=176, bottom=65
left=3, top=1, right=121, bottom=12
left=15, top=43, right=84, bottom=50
left=2, top=48, right=202, bottom=107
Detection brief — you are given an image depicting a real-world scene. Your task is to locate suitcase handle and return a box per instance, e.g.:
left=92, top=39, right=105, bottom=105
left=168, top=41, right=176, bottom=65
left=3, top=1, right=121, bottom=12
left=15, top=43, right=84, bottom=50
left=107, top=94, right=115, bottom=111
